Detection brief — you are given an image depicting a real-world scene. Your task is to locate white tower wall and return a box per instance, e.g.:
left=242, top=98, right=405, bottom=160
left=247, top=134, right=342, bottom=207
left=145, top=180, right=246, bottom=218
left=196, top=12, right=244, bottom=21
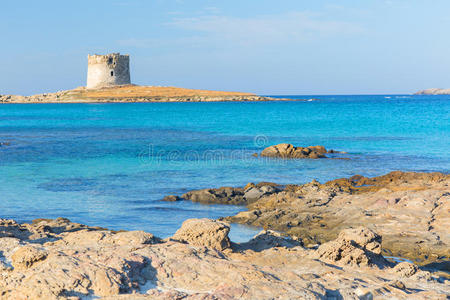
left=86, top=53, right=130, bottom=89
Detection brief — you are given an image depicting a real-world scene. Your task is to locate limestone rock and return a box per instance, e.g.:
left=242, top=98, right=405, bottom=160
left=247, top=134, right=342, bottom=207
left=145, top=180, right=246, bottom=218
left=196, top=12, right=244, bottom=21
left=171, top=218, right=231, bottom=251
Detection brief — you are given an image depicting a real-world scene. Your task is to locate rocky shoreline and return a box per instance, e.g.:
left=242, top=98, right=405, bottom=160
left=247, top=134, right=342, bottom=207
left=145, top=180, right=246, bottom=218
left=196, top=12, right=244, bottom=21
left=166, top=171, right=450, bottom=270
left=1, top=171, right=448, bottom=298
left=0, top=85, right=297, bottom=103
left=0, top=217, right=448, bottom=299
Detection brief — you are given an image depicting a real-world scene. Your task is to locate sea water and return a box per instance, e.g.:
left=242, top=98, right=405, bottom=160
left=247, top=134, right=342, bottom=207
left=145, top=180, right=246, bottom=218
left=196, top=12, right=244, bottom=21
left=0, top=95, right=449, bottom=241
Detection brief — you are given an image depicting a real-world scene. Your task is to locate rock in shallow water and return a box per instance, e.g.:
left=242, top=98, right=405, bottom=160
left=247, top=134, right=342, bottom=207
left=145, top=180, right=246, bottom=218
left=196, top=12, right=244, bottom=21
left=259, top=143, right=348, bottom=159
left=182, top=186, right=246, bottom=205
left=162, top=195, right=181, bottom=202
left=260, top=143, right=328, bottom=159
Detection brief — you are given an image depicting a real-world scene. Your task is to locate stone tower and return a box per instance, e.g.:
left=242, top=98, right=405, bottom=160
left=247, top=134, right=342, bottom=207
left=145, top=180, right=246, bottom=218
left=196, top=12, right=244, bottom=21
left=86, top=53, right=131, bottom=89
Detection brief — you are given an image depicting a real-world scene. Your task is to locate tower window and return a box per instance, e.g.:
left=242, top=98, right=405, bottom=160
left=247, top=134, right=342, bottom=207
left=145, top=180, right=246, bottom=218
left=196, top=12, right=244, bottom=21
left=111, top=71, right=114, bottom=76
left=108, top=57, right=113, bottom=64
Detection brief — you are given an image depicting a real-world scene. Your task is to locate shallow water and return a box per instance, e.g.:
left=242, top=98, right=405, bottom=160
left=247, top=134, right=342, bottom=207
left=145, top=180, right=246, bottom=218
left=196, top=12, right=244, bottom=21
left=0, top=95, right=449, bottom=239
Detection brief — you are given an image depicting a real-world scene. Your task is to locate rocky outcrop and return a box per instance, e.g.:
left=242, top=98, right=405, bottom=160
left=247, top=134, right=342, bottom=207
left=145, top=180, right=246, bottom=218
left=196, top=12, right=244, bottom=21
left=166, top=172, right=449, bottom=266
left=243, top=183, right=281, bottom=202
left=180, top=183, right=281, bottom=205
left=392, top=262, right=419, bottom=277
left=415, top=88, right=450, bottom=95
left=260, top=143, right=346, bottom=159
left=182, top=186, right=246, bottom=205
left=236, top=230, right=303, bottom=252
left=171, top=218, right=231, bottom=251
left=261, top=143, right=327, bottom=159
left=0, top=217, right=447, bottom=299
left=311, top=227, right=390, bottom=268
left=201, top=171, right=450, bottom=267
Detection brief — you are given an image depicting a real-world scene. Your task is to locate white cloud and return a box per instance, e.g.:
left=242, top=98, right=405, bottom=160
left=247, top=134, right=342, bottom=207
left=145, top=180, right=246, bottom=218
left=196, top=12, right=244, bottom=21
left=168, top=12, right=364, bottom=45
left=118, top=11, right=365, bottom=49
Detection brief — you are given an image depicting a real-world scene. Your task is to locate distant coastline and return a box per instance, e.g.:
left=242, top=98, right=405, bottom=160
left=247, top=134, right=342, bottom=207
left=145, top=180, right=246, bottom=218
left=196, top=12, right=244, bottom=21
left=0, top=85, right=298, bottom=103
left=414, top=88, right=450, bottom=95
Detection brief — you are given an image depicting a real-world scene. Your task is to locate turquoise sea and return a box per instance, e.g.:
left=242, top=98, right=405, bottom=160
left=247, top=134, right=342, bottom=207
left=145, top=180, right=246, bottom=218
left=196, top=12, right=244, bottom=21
left=0, top=95, right=449, bottom=241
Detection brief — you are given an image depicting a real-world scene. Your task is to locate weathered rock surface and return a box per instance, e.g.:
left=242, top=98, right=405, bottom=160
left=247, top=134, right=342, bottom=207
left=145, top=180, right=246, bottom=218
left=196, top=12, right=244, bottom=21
left=0, top=217, right=448, bottom=299
left=260, top=143, right=346, bottom=159
left=171, top=218, right=231, bottom=251
left=311, top=227, right=390, bottom=268
left=11, top=245, right=48, bottom=270
left=182, top=186, right=246, bottom=205
left=215, top=171, right=450, bottom=267
left=181, top=183, right=281, bottom=205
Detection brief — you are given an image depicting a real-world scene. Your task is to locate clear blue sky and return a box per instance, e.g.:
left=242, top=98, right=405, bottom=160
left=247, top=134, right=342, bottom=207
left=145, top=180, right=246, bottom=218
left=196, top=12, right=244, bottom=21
left=1, top=0, right=449, bottom=95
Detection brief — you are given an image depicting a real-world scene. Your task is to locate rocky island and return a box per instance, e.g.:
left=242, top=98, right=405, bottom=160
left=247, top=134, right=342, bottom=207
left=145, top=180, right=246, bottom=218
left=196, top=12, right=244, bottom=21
left=0, top=85, right=290, bottom=104
left=0, top=53, right=297, bottom=104
left=414, top=88, right=450, bottom=95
